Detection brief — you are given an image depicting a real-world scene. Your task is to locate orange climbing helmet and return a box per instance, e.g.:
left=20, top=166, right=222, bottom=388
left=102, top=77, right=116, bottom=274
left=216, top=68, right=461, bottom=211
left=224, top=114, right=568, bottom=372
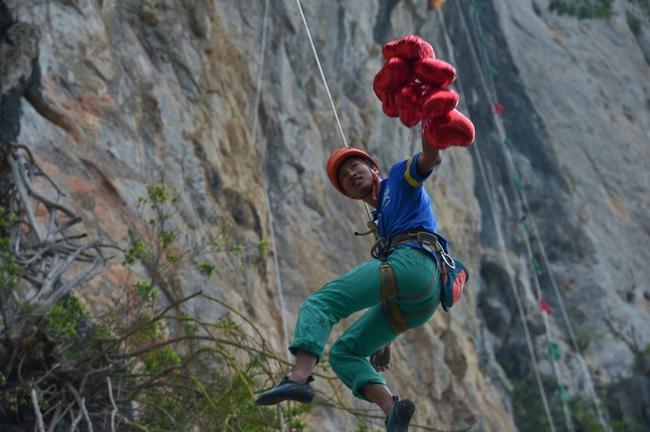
left=326, top=147, right=380, bottom=195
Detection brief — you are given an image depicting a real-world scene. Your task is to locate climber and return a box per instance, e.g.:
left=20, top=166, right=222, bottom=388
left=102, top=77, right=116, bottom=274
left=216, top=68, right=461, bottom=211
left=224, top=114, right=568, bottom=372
left=256, top=33, right=472, bottom=431
left=256, top=132, right=465, bottom=431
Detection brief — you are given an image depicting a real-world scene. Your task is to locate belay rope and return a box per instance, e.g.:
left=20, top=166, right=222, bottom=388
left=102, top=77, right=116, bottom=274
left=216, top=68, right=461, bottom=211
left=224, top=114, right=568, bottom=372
left=293, top=0, right=376, bottom=228
left=444, top=1, right=611, bottom=430
left=464, top=4, right=610, bottom=429
left=437, top=6, right=559, bottom=431
left=249, top=0, right=290, bottom=353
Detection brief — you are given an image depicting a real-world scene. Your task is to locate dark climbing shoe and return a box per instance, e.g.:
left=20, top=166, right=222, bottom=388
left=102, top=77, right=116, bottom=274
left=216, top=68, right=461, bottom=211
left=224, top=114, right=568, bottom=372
left=255, top=375, right=315, bottom=405
left=385, top=396, right=415, bottom=432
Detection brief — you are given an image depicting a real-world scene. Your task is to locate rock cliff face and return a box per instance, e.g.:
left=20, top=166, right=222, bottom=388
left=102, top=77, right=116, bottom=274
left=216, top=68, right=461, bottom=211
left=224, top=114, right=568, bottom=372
left=4, top=0, right=649, bottom=430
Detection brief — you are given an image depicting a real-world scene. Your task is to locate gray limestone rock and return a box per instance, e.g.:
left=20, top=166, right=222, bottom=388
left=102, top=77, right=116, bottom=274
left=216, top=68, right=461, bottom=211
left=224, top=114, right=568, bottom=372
left=7, top=0, right=649, bottom=430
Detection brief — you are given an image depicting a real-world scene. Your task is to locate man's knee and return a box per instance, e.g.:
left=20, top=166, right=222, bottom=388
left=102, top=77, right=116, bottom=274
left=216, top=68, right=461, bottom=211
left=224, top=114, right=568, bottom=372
left=328, top=339, right=351, bottom=374
left=300, top=292, right=328, bottom=315
left=302, top=283, right=347, bottom=318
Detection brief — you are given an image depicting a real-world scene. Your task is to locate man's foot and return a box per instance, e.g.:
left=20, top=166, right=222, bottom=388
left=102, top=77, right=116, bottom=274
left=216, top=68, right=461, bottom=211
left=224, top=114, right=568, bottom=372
left=385, top=396, right=415, bottom=432
left=255, top=376, right=315, bottom=405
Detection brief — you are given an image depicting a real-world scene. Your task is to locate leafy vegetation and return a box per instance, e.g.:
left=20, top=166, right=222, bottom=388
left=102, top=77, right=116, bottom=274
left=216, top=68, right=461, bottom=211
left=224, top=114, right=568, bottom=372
left=0, top=183, right=311, bottom=431
left=549, top=0, right=649, bottom=36
left=1, top=179, right=400, bottom=431
left=0, top=207, right=20, bottom=297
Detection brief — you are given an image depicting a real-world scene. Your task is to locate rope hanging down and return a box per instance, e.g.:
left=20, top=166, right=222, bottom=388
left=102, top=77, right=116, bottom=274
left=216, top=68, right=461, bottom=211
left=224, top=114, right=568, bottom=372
left=452, top=2, right=575, bottom=429
left=467, top=5, right=608, bottom=426
left=249, top=0, right=290, bottom=352
left=462, top=1, right=610, bottom=429
left=294, top=0, right=348, bottom=149
left=294, top=0, right=374, bottom=224
left=437, top=9, right=558, bottom=432
left=451, top=3, right=571, bottom=430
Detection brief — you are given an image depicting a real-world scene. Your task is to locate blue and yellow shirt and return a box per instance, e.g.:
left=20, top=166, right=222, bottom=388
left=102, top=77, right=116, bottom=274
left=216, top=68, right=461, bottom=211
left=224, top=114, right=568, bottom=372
left=373, top=153, right=447, bottom=255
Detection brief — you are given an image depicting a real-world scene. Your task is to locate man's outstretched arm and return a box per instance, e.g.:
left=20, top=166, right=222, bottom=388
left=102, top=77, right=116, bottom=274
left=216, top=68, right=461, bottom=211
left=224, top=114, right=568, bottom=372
left=416, top=135, right=442, bottom=178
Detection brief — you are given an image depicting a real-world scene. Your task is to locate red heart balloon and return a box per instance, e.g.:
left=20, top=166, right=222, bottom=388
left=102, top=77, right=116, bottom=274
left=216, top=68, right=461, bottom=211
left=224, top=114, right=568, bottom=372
left=423, top=109, right=475, bottom=149
left=382, top=35, right=435, bottom=61
left=396, top=82, right=427, bottom=127
left=373, top=57, right=413, bottom=95
left=415, top=58, right=456, bottom=87
left=418, top=88, right=459, bottom=118
left=382, top=93, right=399, bottom=117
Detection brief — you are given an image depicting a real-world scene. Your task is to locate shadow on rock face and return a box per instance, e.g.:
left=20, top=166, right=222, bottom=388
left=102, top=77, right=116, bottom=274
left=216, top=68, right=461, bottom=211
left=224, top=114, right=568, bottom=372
left=0, top=2, right=12, bottom=37
left=608, top=375, right=650, bottom=431
left=221, top=187, right=261, bottom=237
left=478, top=260, right=514, bottom=339
left=478, top=258, right=541, bottom=379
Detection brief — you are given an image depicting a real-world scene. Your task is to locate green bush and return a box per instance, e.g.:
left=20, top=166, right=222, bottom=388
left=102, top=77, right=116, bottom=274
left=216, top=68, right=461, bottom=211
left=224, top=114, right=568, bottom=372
left=0, top=208, right=20, bottom=295
left=1, top=183, right=309, bottom=431
left=2, top=182, right=381, bottom=430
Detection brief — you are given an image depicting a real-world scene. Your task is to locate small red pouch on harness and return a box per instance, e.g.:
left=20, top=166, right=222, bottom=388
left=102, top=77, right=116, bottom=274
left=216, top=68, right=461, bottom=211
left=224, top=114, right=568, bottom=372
left=439, top=258, right=469, bottom=312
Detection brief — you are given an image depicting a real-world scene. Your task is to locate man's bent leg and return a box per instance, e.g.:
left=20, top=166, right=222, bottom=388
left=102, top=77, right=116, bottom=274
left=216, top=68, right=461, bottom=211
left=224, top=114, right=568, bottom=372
left=328, top=304, right=397, bottom=401
left=288, top=259, right=382, bottom=362
left=363, top=383, right=395, bottom=416
left=257, top=259, right=383, bottom=406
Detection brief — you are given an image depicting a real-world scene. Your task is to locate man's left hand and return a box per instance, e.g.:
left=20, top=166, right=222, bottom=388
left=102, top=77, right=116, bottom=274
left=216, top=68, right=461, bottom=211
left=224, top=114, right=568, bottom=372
left=370, top=344, right=391, bottom=372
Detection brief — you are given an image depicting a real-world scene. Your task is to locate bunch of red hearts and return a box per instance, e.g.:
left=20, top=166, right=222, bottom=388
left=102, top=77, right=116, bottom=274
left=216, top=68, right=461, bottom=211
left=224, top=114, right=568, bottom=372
left=373, top=35, right=475, bottom=149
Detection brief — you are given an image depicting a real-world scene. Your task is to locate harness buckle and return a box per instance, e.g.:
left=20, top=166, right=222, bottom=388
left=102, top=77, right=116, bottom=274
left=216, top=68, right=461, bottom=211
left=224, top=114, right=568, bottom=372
left=371, top=230, right=456, bottom=268
left=408, top=231, right=456, bottom=270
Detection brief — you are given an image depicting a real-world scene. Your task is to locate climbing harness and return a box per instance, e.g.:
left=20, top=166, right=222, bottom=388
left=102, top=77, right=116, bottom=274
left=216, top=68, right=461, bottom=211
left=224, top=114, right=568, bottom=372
left=370, top=229, right=452, bottom=265
left=379, top=263, right=410, bottom=334
left=372, top=229, right=468, bottom=319
left=379, top=260, right=439, bottom=334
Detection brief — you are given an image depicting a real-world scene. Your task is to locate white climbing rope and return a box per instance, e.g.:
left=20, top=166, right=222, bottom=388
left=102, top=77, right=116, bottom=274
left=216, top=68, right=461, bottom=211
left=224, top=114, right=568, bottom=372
left=294, top=0, right=348, bottom=149
left=438, top=8, right=559, bottom=432
left=523, top=230, right=576, bottom=432
left=249, top=0, right=290, bottom=353
left=452, top=3, right=572, bottom=430
left=462, top=1, right=610, bottom=429
left=251, top=0, right=271, bottom=155
left=293, top=0, right=374, bottom=223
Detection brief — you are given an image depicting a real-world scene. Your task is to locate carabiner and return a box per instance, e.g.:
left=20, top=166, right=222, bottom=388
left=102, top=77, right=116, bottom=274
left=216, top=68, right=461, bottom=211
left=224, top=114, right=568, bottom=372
left=441, top=251, right=456, bottom=269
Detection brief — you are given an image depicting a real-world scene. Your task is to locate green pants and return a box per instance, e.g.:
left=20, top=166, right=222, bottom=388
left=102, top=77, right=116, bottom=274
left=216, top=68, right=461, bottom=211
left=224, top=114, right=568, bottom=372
left=288, top=246, right=440, bottom=400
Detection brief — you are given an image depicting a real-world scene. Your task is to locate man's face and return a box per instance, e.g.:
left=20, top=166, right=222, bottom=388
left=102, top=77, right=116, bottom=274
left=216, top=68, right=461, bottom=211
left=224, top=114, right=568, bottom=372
left=337, top=157, right=375, bottom=198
